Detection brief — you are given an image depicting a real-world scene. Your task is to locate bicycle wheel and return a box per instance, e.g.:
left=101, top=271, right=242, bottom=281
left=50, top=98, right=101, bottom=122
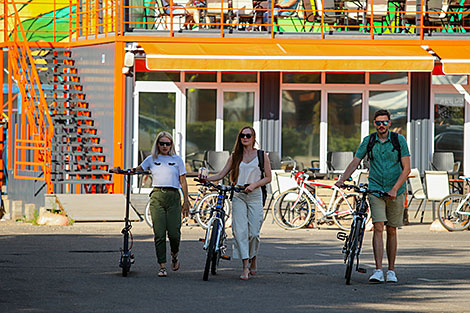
left=332, top=193, right=360, bottom=231
left=144, top=201, right=153, bottom=228
left=203, top=220, right=219, bottom=281
left=345, top=220, right=361, bottom=285
left=438, top=194, right=470, bottom=231
left=196, top=193, right=231, bottom=229
left=272, top=190, right=312, bottom=230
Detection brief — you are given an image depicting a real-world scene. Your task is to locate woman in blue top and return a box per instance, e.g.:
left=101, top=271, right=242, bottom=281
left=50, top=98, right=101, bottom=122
left=135, top=131, right=190, bottom=277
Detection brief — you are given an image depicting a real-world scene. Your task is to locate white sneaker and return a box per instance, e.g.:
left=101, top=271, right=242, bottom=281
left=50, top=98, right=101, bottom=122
left=369, top=269, right=385, bottom=283
left=386, top=270, right=398, bottom=283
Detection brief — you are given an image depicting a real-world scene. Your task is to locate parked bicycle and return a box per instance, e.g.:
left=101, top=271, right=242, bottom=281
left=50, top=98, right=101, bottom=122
left=336, top=184, right=388, bottom=285
left=109, top=167, right=149, bottom=277
left=144, top=183, right=231, bottom=229
left=197, top=180, right=245, bottom=281
left=271, top=169, right=366, bottom=231
left=438, top=176, right=470, bottom=231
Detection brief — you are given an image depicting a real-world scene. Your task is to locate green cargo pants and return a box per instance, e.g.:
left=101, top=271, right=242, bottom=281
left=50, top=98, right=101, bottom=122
left=149, top=188, right=181, bottom=264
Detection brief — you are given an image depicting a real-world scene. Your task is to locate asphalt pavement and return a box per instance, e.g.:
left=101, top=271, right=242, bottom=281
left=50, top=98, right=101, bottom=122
left=1, top=216, right=469, bottom=313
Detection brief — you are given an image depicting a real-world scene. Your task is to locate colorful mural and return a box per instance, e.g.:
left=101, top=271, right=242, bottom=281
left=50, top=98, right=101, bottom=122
left=1, top=0, right=75, bottom=42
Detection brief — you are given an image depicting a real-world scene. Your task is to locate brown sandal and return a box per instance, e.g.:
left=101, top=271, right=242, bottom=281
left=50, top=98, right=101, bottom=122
left=171, top=254, right=180, bottom=271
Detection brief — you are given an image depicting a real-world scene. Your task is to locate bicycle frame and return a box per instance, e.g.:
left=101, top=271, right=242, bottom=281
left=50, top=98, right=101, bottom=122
left=292, top=172, right=355, bottom=220
left=345, top=194, right=368, bottom=266
left=203, top=191, right=227, bottom=253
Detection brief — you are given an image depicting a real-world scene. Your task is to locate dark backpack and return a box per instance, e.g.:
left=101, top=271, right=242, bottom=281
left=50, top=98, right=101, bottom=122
left=366, top=132, right=402, bottom=168
left=257, top=150, right=267, bottom=206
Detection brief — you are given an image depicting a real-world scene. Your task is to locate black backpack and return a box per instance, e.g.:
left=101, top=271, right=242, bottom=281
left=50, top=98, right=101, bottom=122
left=257, top=150, right=267, bottom=206
left=366, top=132, right=402, bottom=168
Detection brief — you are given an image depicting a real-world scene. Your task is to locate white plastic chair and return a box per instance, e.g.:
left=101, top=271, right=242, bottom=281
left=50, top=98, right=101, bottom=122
left=409, top=168, right=427, bottom=222
left=423, top=171, right=450, bottom=221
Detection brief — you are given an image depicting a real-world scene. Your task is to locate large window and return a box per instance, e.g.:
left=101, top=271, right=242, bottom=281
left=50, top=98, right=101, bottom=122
left=223, top=91, right=254, bottom=151
left=369, top=90, right=408, bottom=137
left=281, top=90, right=321, bottom=165
left=138, top=92, right=175, bottom=162
left=434, top=93, right=464, bottom=166
left=186, top=89, right=217, bottom=171
left=327, top=93, right=362, bottom=152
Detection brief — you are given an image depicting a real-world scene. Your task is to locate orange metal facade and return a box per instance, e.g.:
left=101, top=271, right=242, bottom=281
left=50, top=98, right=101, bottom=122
left=1, top=0, right=470, bottom=194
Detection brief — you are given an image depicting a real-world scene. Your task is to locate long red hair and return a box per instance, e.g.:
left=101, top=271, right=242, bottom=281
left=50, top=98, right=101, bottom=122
left=230, top=126, right=256, bottom=183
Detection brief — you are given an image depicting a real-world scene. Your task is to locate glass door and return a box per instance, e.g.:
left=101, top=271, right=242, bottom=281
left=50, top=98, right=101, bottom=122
left=327, top=92, right=363, bottom=153
left=134, top=81, right=183, bottom=191
left=220, top=87, right=259, bottom=152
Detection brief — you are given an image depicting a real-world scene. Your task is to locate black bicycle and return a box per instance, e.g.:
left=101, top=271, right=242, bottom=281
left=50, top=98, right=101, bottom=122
left=337, top=184, right=388, bottom=285
left=110, top=167, right=149, bottom=277
left=197, top=180, right=245, bottom=281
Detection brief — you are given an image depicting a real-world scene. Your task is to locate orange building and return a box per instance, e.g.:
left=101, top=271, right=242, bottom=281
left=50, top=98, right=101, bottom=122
left=1, top=0, right=469, bottom=208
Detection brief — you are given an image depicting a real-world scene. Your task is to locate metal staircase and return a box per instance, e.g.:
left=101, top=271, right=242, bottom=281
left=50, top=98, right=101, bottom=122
left=35, top=47, right=113, bottom=193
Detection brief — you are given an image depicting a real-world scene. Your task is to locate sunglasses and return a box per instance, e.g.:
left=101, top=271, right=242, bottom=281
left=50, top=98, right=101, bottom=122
left=239, top=133, right=253, bottom=139
left=158, top=141, right=172, bottom=147
left=374, top=120, right=390, bottom=126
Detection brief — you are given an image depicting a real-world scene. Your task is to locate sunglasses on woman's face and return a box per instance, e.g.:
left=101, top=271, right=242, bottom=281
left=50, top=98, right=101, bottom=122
left=374, top=120, right=390, bottom=126
left=158, top=141, right=172, bottom=147
left=239, top=133, right=252, bottom=139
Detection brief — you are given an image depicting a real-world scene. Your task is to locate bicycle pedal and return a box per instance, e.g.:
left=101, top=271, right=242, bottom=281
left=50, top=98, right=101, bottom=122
left=337, top=232, right=347, bottom=241
left=199, top=238, right=205, bottom=243
left=357, top=268, right=367, bottom=273
left=221, top=255, right=231, bottom=261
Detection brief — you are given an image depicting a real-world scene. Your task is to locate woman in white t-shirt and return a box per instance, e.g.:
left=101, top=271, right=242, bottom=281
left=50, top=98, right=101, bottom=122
left=135, top=131, right=189, bottom=277
left=206, top=126, right=271, bottom=280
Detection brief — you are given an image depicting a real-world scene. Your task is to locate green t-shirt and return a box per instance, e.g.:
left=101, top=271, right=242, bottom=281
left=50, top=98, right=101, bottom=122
left=355, top=132, right=410, bottom=196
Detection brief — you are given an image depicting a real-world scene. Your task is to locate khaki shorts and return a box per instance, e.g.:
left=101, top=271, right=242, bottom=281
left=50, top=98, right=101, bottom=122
left=368, top=193, right=405, bottom=228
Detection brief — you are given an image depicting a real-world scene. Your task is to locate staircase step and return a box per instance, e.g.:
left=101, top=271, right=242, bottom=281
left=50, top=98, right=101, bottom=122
left=53, top=179, right=113, bottom=185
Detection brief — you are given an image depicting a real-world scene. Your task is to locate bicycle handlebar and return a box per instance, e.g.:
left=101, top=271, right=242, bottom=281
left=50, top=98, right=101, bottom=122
left=338, top=184, right=390, bottom=198
left=109, top=168, right=150, bottom=175
left=194, top=179, right=247, bottom=193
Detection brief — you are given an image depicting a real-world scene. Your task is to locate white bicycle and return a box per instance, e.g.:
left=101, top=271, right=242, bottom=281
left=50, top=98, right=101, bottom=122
left=272, top=170, right=368, bottom=231
left=438, top=176, right=470, bottom=231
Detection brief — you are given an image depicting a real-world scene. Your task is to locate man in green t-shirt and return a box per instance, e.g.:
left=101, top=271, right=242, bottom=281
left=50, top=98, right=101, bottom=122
left=336, top=109, right=411, bottom=283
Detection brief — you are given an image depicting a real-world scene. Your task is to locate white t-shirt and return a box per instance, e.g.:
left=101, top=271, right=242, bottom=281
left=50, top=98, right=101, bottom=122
left=140, top=154, right=186, bottom=189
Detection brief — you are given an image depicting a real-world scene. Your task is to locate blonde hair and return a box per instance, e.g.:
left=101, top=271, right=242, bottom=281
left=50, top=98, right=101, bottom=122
left=151, top=131, right=176, bottom=158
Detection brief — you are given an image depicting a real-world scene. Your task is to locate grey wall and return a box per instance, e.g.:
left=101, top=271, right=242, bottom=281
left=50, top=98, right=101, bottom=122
left=259, top=72, right=281, bottom=154
left=71, top=43, right=116, bottom=169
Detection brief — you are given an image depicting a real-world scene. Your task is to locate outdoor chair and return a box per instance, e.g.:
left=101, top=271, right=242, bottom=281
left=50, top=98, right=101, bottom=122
left=327, top=151, right=354, bottom=179
left=267, top=151, right=282, bottom=170
left=154, top=0, right=187, bottom=30
left=408, top=168, right=428, bottom=223
left=206, top=0, right=230, bottom=27
left=426, top=0, right=450, bottom=30
left=365, top=0, right=389, bottom=32
left=314, top=0, right=346, bottom=27
left=422, top=171, right=450, bottom=221
left=232, top=0, right=255, bottom=27
left=431, top=151, right=460, bottom=178
left=203, top=150, right=230, bottom=173
left=264, top=169, right=298, bottom=220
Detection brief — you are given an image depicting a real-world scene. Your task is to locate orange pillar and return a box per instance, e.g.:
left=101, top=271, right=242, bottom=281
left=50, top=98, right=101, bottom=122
left=113, top=41, right=125, bottom=193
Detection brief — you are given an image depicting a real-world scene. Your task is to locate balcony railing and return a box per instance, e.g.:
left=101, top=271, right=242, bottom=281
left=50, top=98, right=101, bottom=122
left=1, top=0, right=470, bottom=43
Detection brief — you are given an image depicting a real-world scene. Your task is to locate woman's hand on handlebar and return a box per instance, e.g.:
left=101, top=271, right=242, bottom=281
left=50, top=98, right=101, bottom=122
left=109, top=166, right=122, bottom=174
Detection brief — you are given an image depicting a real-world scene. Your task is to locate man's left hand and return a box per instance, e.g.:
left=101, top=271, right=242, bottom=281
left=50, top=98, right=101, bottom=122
left=387, top=189, right=397, bottom=199
left=182, top=201, right=190, bottom=217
